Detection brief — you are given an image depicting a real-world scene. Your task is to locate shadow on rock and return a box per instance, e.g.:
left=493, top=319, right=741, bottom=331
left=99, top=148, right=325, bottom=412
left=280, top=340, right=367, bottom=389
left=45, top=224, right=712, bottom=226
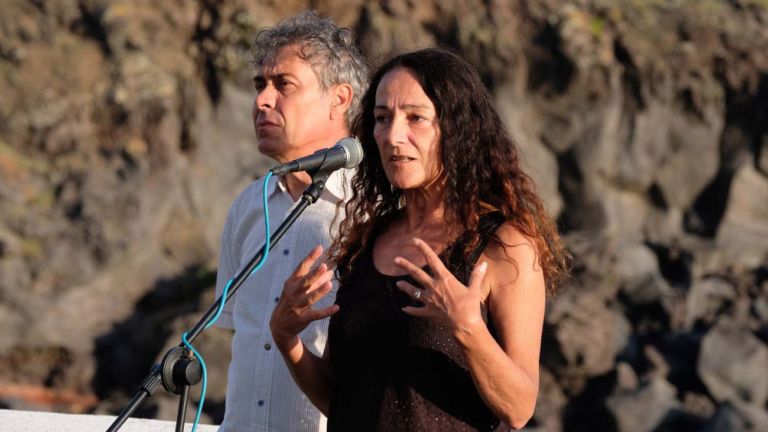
left=90, top=265, right=216, bottom=417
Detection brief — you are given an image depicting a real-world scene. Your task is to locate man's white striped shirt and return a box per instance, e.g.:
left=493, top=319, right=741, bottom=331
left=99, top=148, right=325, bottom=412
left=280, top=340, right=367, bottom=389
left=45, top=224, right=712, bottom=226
left=215, top=169, right=349, bottom=432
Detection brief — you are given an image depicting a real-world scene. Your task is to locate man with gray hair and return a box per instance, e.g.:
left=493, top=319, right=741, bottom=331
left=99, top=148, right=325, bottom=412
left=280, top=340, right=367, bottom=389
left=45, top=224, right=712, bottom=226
left=214, top=10, right=368, bottom=431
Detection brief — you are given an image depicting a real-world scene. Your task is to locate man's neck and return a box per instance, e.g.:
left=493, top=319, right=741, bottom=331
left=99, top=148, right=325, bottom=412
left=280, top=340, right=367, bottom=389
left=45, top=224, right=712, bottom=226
left=280, top=131, right=349, bottom=201
left=282, top=171, right=313, bottom=201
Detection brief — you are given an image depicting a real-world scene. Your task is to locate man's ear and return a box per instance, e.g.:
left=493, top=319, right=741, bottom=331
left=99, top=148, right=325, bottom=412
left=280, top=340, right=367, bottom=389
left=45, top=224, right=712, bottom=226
left=330, top=83, right=354, bottom=121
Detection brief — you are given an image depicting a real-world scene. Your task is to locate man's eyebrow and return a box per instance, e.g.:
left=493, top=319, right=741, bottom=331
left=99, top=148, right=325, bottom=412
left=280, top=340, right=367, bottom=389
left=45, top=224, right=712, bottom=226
left=253, top=72, right=297, bottom=82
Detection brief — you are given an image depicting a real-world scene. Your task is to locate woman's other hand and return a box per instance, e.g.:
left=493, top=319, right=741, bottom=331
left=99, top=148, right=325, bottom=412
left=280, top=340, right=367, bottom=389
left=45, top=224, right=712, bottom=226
left=270, top=245, right=339, bottom=352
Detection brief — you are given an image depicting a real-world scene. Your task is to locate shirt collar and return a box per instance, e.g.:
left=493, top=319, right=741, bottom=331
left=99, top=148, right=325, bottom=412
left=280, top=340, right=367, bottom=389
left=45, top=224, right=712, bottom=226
left=324, top=168, right=351, bottom=201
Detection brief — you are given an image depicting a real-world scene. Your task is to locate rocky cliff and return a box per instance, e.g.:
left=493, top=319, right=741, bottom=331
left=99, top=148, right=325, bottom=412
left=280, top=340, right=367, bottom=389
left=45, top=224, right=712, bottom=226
left=1, top=0, right=766, bottom=430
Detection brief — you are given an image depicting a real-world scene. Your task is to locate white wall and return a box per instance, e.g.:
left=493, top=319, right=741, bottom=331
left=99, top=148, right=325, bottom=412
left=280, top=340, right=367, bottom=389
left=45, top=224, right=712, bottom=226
left=0, top=410, right=218, bottom=432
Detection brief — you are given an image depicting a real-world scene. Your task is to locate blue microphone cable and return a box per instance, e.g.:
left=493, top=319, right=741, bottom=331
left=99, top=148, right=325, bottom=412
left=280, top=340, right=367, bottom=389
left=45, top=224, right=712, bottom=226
left=182, top=171, right=273, bottom=431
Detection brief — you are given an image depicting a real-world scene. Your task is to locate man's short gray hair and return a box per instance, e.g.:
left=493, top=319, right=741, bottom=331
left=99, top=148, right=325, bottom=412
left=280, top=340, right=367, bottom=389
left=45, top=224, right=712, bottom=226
left=252, top=10, right=369, bottom=127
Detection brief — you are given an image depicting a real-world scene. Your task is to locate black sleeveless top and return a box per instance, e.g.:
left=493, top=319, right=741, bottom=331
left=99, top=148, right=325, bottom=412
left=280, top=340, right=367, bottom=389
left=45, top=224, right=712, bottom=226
left=327, top=213, right=511, bottom=431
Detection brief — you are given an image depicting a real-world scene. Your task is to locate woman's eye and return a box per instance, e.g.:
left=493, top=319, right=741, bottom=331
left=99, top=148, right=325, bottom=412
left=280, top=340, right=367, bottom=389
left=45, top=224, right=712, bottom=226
left=374, top=115, right=389, bottom=123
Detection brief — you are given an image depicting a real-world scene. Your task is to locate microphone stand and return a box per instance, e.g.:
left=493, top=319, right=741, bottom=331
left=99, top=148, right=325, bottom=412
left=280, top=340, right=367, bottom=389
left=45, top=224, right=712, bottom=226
left=106, top=168, right=333, bottom=432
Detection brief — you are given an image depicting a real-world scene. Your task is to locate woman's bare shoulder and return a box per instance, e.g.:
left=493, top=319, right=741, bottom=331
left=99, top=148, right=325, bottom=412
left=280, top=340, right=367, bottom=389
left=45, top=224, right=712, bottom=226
left=484, top=222, right=537, bottom=263
left=482, top=221, right=543, bottom=291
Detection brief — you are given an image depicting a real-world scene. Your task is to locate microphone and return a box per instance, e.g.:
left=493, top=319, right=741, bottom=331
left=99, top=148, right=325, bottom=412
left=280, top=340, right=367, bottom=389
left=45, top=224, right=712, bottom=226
left=269, top=137, right=363, bottom=176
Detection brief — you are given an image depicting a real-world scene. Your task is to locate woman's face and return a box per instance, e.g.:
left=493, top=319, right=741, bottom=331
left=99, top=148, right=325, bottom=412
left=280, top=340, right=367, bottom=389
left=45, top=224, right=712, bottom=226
left=373, top=68, right=442, bottom=191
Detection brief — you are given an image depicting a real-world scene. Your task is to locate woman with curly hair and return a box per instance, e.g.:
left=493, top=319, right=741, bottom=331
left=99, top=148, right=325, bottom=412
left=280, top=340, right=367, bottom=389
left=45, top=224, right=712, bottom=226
left=270, top=48, right=569, bottom=431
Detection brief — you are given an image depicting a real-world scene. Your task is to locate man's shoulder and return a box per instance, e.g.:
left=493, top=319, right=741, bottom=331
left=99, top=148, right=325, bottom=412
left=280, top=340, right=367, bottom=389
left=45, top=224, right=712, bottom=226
left=222, top=176, right=274, bottom=227
left=231, top=176, right=271, bottom=206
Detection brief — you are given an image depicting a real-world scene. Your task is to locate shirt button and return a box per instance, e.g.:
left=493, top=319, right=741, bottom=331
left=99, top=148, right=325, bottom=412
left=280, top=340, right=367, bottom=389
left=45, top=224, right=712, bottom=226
left=274, top=296, right=280, bottom=303
left=264, top=343, right=272, bottom=351
left=282, top=249, right=290, bottom=256
left=257, top=400, right=264, bottom=407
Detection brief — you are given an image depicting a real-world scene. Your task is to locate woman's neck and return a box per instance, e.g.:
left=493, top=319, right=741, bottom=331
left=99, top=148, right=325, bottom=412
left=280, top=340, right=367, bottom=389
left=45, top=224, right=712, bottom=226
left=401, top=186, right=448, bottom=232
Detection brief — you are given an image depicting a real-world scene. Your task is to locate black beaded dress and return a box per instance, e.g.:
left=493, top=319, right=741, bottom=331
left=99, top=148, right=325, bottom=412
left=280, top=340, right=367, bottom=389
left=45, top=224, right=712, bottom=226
left=327, top=213, right=511, bottom=431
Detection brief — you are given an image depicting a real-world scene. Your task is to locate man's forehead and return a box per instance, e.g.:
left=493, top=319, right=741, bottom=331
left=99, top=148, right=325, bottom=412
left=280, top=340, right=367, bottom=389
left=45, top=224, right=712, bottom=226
left=255, top=45, right=312, bottom=76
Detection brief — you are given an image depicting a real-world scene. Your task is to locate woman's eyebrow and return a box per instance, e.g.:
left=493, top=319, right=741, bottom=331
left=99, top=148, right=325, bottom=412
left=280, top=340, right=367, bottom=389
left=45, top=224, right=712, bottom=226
left=374, top=103, right=433, bottom=110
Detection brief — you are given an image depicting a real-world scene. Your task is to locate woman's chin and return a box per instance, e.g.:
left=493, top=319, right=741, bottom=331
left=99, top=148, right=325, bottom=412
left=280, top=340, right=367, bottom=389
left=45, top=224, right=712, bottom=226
left=387, top=176, right=418, bottom=190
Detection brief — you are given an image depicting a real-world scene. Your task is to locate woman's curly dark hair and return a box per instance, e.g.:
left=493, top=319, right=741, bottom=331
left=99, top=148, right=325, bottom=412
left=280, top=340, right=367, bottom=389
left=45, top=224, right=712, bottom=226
left=330, top=48, right=569, bottom=294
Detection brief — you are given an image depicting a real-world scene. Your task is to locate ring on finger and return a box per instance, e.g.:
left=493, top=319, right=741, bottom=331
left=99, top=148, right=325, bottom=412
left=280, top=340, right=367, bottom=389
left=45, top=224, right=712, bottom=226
left=413, top=289, right=422, bottom=300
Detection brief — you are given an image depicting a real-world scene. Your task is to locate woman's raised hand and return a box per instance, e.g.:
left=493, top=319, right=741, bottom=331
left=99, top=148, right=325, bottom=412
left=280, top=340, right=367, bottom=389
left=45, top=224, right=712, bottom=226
left=394, top=238, right=488, bottom=336
left=270, top=245, right=339, bottom=351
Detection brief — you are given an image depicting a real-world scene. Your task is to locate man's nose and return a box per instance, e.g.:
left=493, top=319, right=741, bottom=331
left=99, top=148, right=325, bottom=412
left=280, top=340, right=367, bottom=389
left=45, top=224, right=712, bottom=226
left=255, top=85, right=276, bottom=111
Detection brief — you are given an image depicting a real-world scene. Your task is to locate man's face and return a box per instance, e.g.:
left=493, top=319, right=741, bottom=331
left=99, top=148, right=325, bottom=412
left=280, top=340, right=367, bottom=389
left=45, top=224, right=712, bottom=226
left=252, top=46, right=336, bottom=163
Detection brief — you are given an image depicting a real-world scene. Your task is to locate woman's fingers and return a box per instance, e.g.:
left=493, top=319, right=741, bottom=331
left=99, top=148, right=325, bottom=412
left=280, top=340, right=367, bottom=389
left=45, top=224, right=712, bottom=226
left=412, top=238, right=449, bottom=277
left=304, top=263, right=330, bottom=290
left=285, top=246, right=329, bottom=299
left=468, top=261, right=488, bottom=293
left=401, top=305, right=430, bottom=317
left=271, top=266, right=337, bottom=344
left=393, top=256, right=433, bottom=287
left=306, top=269, right=334, bottom=293
left=395, top=280, right=425, bottom=302
left=291, top=245, right=324, bottom=279
left=306, top=304, right=341, bottom=321
left=305, top=278, right=335, bottom=306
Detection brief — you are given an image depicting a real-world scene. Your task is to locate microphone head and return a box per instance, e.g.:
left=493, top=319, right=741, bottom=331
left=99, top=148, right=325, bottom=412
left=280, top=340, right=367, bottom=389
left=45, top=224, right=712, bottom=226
left=337, top=137, right=364, bottom=169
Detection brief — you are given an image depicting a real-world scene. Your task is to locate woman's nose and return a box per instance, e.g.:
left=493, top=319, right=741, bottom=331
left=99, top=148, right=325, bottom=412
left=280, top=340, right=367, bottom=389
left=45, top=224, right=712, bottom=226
left=386, top=117, right=407, bottom=146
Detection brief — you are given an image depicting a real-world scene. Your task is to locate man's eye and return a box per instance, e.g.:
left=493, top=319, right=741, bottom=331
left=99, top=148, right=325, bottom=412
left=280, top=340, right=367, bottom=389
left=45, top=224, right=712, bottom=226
left=254, top=80, right=266, bottom=91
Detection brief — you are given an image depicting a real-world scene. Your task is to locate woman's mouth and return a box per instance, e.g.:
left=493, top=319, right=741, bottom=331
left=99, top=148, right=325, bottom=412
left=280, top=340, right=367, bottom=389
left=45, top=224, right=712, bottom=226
left=390, top=156, right=415, bottom=163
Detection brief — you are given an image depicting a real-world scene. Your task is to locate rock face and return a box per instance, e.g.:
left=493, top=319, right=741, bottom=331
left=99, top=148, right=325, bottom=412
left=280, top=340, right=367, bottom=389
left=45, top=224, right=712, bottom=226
left=1, top=0, right=767, bottom=429
left=698, top=319, right=768, bottom=408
